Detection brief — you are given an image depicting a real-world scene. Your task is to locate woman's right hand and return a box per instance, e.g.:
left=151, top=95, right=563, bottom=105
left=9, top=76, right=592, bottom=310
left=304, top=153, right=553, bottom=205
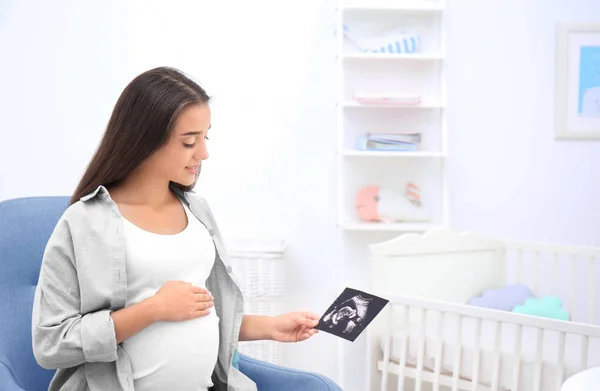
left=151, top=281, right=214, bottom=322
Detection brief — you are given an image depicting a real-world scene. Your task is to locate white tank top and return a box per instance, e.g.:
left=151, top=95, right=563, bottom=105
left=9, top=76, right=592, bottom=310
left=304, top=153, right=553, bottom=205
left=120, top=200, right=220, bottom=391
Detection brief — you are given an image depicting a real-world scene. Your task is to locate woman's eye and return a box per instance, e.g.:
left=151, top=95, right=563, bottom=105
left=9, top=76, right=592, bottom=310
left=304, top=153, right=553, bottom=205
left=205, top=136, right=210, bottom=141
left=183, top=143, right=195, bottom=149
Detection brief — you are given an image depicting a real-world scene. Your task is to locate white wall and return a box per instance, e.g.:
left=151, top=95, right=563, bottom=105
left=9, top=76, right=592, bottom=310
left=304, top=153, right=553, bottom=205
left=447, top=0, right=600, bottom=247
left=2, top=0, right=600, bottom=390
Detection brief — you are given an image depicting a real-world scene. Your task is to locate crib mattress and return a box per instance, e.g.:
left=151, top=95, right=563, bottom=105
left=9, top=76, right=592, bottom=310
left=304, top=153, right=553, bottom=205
left=381, top=314, right=599, bottom=390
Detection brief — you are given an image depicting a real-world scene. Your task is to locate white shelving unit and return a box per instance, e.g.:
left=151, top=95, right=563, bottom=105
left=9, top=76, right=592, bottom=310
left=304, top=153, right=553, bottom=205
left=335, top=0, right=449, bottom=234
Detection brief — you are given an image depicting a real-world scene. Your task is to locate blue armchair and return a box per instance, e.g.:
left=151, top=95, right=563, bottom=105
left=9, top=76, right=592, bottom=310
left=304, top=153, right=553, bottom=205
left=0, top=196, right=341, bottom=391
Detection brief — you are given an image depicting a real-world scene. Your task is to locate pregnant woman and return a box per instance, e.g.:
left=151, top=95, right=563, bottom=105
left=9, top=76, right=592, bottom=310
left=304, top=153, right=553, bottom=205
left=31, top=66, right=321, bottom=391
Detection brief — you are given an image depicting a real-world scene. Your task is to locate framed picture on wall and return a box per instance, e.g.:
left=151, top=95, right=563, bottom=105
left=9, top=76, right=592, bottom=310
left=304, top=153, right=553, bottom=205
left=555, top=23, right=600, bottom=140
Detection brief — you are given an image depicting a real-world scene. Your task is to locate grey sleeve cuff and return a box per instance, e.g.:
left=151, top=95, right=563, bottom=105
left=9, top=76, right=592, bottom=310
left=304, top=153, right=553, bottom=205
left=81, top=309, right=118, bottom=363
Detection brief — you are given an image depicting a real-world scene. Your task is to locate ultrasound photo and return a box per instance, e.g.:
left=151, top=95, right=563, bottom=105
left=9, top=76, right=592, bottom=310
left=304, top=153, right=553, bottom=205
left=316, top=288, right=389, bottom=342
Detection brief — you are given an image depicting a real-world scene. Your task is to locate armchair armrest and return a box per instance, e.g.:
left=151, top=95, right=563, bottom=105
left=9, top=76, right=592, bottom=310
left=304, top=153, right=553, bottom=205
left=237, top=354, right=341, bottom=391
left=0, top=361, right=25, bottom=391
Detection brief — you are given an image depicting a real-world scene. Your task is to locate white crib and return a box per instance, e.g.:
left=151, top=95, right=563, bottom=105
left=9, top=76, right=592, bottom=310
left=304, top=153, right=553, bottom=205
left=366, top=228, right=600, bottom=391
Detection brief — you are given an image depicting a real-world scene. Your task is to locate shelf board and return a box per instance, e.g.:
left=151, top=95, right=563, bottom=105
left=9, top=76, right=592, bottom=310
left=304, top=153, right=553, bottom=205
left=343, top=53, right=443, bottom=61
left=342, top=150, right=444, bottom=158
left=342, top=100, right=444, bottom=109
left=340, top=221, right=441, bottom=232
left=342, top=1, right=445, bottom=11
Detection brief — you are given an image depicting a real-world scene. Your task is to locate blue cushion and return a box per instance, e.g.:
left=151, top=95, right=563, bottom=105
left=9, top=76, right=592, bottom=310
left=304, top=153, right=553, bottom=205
left=467, top=284, right=535, bottom=312
left=0, top=196, right=69, bottom=390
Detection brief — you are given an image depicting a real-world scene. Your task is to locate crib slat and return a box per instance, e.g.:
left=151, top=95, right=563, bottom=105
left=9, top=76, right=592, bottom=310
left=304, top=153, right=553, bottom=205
left=570, top=254, right=576, bottom=318
left=533, top=250, right=540, bottom=295
left=470, top=318, right=482, bottom=391
left=555, top=331, right=566, bottom=390
left=511, top=324, right=522, bottom=391
left=396, top=305, right=409, bottom=391
left=432, top=311, right=444, bottom=391
left=532, top=328, right=543, bottom=391
left=581, top=335, right=590, bottom=369
left=415, top=309, right=426, bottom=391
left=552, top=252, right=559, bottom=295
left=517, top=249, right=523, bottom=284
left=380, top=304, right=394, bottom=391
left=451, top=315, right=463, bottom=391
left=589, top=256, right=595, bottom=324
left=490, top=321, right=502, bottom=391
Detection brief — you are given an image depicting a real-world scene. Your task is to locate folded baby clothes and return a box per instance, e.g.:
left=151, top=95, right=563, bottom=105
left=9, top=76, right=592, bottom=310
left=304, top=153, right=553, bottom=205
left=355, top=132, right=422, bottom=152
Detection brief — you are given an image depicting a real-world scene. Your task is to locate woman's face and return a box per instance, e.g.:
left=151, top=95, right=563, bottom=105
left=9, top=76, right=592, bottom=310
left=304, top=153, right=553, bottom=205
left=144, top=103, right=212, bottom=187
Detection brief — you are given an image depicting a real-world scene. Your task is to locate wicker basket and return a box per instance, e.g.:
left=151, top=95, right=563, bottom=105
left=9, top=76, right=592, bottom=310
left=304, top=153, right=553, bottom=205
left=226, top=239, right=286, bottom=364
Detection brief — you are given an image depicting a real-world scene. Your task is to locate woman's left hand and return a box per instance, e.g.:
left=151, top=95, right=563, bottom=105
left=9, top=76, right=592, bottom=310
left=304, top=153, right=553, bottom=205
left=271, top=311, right=320, bottom=342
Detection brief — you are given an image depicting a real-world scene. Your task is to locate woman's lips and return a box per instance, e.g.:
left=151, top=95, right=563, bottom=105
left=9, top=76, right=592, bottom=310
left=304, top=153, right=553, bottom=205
left=186, top=165, right=199, bottom=174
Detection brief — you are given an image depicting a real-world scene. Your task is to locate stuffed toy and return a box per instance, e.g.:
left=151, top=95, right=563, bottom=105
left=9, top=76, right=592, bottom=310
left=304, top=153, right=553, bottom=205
left=355, top=183, right=429, bottom=223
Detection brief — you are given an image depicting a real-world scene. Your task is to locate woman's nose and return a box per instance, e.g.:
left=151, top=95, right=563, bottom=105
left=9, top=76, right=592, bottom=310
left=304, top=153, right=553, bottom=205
left=195, top=145, right=209, bottom=161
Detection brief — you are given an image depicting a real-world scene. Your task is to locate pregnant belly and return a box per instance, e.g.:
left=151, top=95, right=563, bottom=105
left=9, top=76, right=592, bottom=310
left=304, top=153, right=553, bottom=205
left=122, top=311, right=220, bottom=391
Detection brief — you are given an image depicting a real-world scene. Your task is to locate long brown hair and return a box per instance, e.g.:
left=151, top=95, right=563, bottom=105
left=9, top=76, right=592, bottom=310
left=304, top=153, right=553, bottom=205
left=70, top=66, right=211, bottom=205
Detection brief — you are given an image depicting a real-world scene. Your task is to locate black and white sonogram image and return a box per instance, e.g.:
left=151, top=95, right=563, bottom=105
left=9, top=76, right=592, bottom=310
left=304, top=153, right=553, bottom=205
left=316, top=288, right=389, bottom=342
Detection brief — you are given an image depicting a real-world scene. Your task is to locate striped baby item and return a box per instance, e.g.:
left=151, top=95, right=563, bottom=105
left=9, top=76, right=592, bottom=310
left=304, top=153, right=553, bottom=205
left=405, top=183, right=422, bottom=207
left=344, top=24, right=421, bottom=54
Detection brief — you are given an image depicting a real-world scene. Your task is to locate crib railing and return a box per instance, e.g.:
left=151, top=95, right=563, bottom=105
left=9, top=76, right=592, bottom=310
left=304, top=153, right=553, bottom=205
left=505, top=241, right=600, bottom=326
left=378, top=294, right=600, bottom=391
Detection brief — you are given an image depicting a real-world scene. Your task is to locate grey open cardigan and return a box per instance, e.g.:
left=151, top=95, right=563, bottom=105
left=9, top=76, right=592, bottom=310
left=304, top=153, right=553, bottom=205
left=31, top=185, right=257, bottom=391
